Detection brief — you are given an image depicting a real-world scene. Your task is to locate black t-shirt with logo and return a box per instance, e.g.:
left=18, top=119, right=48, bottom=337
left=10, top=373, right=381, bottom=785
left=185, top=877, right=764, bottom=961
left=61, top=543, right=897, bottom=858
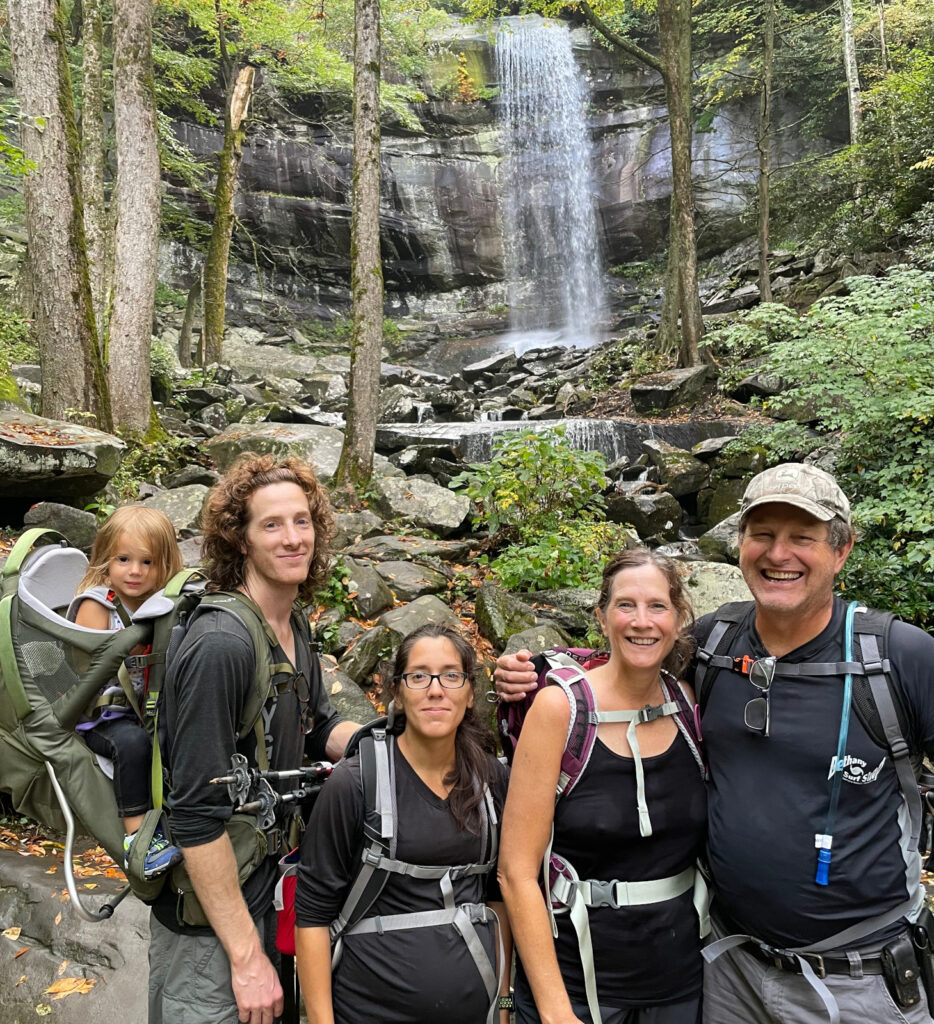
left=152, top=607, right=342, bottom=933
left=695, top=595, right=934, bottom=948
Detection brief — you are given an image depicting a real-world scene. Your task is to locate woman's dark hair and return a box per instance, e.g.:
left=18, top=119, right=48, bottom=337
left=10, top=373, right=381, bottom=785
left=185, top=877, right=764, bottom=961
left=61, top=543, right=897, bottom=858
left=384, top=623, right=497, bottom=835
left=200, top=453, right=335, bottom=602
left=596, top=547, right=695, bottom=679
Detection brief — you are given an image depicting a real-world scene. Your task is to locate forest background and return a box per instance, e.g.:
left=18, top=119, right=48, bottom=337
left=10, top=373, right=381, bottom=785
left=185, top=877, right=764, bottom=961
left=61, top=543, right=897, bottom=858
left=0, top=0, right=932, bottom=625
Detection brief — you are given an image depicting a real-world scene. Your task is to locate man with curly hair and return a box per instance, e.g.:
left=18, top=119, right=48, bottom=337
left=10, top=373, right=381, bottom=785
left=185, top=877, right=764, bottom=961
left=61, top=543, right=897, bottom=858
left=148, top=454, right=359, bottom=1024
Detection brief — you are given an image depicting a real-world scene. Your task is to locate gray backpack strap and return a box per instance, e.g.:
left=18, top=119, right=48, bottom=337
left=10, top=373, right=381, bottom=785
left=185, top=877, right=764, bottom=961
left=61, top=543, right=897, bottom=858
left=694, top=602, right=754, bottom=708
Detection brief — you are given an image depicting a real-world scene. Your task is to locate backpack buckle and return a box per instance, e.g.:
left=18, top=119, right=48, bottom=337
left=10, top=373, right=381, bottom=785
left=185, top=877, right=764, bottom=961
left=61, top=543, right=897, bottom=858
left=586, top=879, right=619, bottom=909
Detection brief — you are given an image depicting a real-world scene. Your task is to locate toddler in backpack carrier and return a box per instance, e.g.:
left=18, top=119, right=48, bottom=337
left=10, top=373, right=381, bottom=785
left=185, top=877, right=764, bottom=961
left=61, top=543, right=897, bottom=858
left=69, top=507, right=185, bottom=881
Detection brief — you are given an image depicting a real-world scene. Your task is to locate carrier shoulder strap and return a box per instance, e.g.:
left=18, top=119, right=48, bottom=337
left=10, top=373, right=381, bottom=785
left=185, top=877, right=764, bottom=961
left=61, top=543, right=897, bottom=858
left=694, top=601, right=755, bottom=713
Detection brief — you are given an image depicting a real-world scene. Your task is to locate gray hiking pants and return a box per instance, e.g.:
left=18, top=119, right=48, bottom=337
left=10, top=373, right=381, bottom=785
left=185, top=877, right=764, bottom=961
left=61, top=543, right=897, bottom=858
left=703, top=936, right=933, bottom=1024
left=148, top=907, right=278, bottom=1024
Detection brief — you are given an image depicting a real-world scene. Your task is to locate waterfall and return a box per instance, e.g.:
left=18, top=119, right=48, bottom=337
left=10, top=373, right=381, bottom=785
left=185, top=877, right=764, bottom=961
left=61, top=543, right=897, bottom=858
left=496, top=16, right=605, bottom=351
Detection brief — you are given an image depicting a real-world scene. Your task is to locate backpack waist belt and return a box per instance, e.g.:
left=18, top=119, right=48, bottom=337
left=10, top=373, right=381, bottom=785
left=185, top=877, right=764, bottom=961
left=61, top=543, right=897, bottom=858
left=344, top=899, right=493, bottom=935
left=551, top=863, right=696, bottom=910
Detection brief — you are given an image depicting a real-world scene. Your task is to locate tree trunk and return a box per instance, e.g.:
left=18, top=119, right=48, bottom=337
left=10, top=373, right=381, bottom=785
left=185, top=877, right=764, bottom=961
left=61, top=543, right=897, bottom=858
left=109, top=0, right=160, bottom=434
left=334, top=0, right=383, bottom=500
left=81, top=0, right=110, bottom=339
left=178, top=278, right=202, bottom=369
left=876, top=0, right=888, bottom=70
left=8, top=0, right=111, bottom=430
left=757, top=0, right=774, bottom=303
left=841, top=0, right=862, bottom=143
left=201, top=66, right=254, bottom=367
left=658, top=0, right=703, bottom=366
left=656, top=195, right=680, bottom=357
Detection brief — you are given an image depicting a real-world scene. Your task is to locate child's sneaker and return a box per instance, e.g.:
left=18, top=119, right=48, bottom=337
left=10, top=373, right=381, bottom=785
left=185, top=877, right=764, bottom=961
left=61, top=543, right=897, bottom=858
left=124, top=828, right=183, bottom=879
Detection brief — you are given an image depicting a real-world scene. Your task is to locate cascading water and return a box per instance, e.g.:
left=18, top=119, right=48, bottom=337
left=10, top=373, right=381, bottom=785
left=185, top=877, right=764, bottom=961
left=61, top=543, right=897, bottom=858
left=496, top=16, right=605, bottom=352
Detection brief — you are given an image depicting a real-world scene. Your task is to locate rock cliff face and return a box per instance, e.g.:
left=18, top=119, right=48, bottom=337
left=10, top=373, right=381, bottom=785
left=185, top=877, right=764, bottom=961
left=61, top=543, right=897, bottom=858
left=161, top=18, right=836, bottom=319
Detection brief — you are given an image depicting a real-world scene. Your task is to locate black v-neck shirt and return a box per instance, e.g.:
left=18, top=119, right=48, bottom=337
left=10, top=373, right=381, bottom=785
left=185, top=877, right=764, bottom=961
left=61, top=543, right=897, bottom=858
left=296, top=744, right=508, bottom=1024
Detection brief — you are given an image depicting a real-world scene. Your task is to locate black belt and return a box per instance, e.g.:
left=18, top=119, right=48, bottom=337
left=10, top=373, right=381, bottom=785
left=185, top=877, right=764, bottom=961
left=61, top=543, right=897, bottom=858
left=746, top=942, right=885, bottom=979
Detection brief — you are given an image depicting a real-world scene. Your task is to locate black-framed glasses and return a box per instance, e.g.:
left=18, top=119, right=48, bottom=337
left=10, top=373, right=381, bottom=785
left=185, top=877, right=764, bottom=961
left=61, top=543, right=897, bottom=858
left=743, top=656, right=777, bottom=737
left=397, top=671, right=470, bottom=690
left=291, top=672, right=314, bottom=735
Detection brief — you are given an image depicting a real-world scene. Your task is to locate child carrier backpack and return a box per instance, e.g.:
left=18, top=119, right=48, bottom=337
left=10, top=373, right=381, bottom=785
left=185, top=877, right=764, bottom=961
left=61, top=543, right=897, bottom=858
left=327, top=712, right=505, bottom=1024
left=0, top=529, right=309, bottom=921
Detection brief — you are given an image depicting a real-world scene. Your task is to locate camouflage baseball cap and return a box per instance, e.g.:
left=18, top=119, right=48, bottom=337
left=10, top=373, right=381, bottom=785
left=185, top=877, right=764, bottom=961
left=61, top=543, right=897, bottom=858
left=740, top=463, right=851, bottom=525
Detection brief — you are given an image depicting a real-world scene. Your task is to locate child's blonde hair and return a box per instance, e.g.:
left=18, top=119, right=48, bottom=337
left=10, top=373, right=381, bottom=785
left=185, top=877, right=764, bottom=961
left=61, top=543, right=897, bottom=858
left=78, top=505, right=183, bottom=595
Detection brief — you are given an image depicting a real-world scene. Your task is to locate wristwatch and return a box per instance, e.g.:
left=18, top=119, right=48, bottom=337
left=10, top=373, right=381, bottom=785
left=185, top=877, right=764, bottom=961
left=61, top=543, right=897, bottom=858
left=498, top=995, right=514, bottom=1011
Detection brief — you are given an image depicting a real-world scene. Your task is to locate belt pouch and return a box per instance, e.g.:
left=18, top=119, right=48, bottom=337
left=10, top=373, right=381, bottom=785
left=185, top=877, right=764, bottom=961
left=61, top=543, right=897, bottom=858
left=882, top=930, right=922, bottom=1008
left=913, top=907, right=934, bottom=1008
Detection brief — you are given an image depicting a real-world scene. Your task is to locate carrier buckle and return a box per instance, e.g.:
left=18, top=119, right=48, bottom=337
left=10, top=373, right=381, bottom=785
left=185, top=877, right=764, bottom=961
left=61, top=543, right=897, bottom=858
left=587, top=879, right=619, bottom=909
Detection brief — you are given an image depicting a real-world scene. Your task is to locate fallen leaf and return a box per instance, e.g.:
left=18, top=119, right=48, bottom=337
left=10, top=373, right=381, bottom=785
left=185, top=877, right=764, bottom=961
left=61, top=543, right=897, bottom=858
left=53, top=913, right=61, bottom=927
left=2, top=927, right=21, bottom=940
left=35, top=1004, right=52, bottom=1016
left=44, top=867, right=57, bottom=875
left=14, top=947, right=29, bottom=959
left=45, top=977, right=95, bottom=999
left=81, top=883, right=97, bottom=890
left=57, top=960, right=69, bottom=977
left=15, top=973, right=26, bottom=985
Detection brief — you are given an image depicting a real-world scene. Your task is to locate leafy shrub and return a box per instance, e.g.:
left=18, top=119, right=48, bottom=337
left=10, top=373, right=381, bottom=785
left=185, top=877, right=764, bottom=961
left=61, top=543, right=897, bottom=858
left=108, top=435, right=210, bottom=502
left=490, top=521, right=635, bottom=592
left=728, top=268, right=934, bottom=624
left=450, top=426, right=608, bottom=544
left=0, top=307, right=37, bottom=366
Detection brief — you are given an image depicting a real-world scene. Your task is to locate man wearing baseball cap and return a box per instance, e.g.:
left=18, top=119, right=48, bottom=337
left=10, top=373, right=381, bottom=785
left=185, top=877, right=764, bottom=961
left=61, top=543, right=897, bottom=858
left=494, top=463, right=934, bottom=1023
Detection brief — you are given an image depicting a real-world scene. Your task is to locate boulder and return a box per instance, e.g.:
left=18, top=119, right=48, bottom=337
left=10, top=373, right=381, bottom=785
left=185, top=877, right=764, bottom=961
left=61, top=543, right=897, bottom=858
left=503, top=623, right=572, bottom=657
left=205, top=423, right=345, bottom=481
left=526, top=588, right=599, bottom=635
left=698, top=512, right=742, bottom=562
left=0, top=411, right=125, bottom=499
left=343, top=558, right=395, bottom=619
left=642, top=439, right=710, bottom=497
left=605, top=488, right=682, bottom=541
left=712, top=445, right=767, bottom=478
left=177, top=535, right=204, bottom=568
left=340, top=624, right=394, bottom=685
left=333, top=510, right=385, bottom=549
left=175, top=384, right=230, bottom=410
left=462, top=352, right=518, bottom=382
left=676, top=561, right=751, bottom=618
left=163, top=465, right=222, bottom=489
left=370, top=477, right=470, bottom=537
left=698, top=475, right=749, bottom=527
left=374, top=560, right=449, bottom=601
left=474, top=582, right=536, bottom=649
left=23, top=502, right=98, bottom=552
left=320, top=657, right=377, bottom=724
left=142, top=484, right=209, bottom=533
left=196, top=402, right=229, bottom=431
left=691, top=436, right=738, bottom=460
left=379, top=384, right=423, bottom=423
left=630, top=366, right=709, bottom=413
left=343, top=534, right=475, bottom=563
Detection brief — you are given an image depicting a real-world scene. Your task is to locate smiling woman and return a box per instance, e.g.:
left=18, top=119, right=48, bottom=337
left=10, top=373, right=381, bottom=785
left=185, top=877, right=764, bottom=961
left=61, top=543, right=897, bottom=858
left=498, top=548, right=708, bottom=1024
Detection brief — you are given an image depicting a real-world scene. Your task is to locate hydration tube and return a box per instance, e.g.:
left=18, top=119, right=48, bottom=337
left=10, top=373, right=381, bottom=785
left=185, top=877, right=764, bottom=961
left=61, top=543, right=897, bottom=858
left=815, top=600, right=859, bottom=886
left=45, top=762, right=131, bottom=922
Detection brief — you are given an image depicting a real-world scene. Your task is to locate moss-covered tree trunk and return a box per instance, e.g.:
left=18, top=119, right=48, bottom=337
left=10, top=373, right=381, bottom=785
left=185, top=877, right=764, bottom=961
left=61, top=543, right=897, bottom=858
left=8, top=0, right=111, bottom=431
left=658, top=0, right=703, bottom=367
left=109, top=0, right=160, bottom=435
left=81, top=0, right=111, bottom=339
left=178, top=277, right=202, bottom=369
left=757, top=0, right=774, bottom=303
left=334, top=0, right=383, bottom=500
left=656, top=195, right=680, bottom=356
left=201, top=66, right=254, bottom=367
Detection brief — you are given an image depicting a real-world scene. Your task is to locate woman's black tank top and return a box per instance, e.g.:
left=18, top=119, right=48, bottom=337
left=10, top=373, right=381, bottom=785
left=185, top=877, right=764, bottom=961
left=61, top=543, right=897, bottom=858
left=546, top=731, right=707, bottom=1008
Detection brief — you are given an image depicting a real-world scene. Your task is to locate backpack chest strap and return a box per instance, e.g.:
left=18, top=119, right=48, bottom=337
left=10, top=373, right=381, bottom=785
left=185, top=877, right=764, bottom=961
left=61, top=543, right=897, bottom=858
left=551, top=863, right=696, bottom=910
left=359, top=848, right=496, bottom=882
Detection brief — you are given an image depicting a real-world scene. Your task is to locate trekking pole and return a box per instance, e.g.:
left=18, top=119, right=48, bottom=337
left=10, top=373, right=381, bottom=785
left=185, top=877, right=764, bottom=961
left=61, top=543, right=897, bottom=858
left=45, top=762, right=131, bottom=922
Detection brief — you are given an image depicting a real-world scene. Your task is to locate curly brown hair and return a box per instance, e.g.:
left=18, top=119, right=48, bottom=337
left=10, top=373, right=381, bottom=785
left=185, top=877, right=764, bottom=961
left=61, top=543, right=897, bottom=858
left=596, top=547, right=695, bottom=679
left=200, top=453, right=335, bottom=602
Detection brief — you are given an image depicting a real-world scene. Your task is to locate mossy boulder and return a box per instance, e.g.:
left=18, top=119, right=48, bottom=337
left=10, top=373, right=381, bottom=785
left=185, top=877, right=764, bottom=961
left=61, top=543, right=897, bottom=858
left=474, top=582, right=536, bottom=649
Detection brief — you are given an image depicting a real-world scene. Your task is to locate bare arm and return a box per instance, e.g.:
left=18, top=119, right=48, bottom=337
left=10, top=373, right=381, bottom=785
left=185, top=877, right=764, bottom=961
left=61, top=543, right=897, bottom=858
left=499, top=688, right=584, bottom=1024
left=181, top=834, right=283, bottom=1024
left=295, top=925, right=335, bottom=1024
left=74, top=598, right=112, bottom=630
left=493, top=648, right=538, bottom=702
left=324, top=719, right=358, bottom=761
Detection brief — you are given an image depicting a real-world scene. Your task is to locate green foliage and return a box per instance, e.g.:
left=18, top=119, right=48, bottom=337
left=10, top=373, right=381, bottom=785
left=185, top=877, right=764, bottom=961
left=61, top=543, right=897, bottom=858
left=155, top=283, right=188, bottom=309
left=587, top=336, right=670, bottom=391
left=732, top=268, right=934, bottom=624
left=84, top=498, right=118, bottom=521
left=311, top=559, right=356, bottom=652
left=108, top=435, right=210, bottom=502
left=906, top=200, right=934, bottom=270
left=451, top=426, right=608, bottom=543
left=0, top=308, right=37, bottom=366
left=490, top=521, right=634, bottom=591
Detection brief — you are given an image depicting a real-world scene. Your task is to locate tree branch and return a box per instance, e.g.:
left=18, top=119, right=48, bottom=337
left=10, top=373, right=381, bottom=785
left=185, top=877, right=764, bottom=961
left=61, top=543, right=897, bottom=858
left=579, top=1, right=663, bottom=75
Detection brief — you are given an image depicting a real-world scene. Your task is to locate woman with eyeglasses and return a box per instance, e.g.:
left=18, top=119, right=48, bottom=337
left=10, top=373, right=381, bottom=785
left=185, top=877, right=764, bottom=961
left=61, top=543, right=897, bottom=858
left=294, top=622, right=513, bottom=1024
left=498, top=549, right=708, bottom=1024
